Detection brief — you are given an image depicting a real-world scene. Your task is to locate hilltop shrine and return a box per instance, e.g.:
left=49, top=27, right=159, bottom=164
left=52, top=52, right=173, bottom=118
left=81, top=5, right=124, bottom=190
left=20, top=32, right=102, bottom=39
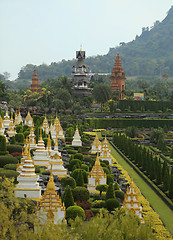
left=110, top=53, right=126, bottom=100
left=30, top=70, right=40, bottom=92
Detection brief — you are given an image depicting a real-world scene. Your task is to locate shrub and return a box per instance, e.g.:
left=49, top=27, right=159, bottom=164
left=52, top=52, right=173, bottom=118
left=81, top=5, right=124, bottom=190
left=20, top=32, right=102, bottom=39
left=76, top=170, right=84, bottom=187
left=0, top=135, right=8, bottom=155
left=72, top=187, right=89, bottom=201
left=84, top=210, right=94, bottom=220
left=114, top=181, right=120, bottom=191
left=90, top=208, right=100, bottom=215
left=102, top=167, right=110, bottom=174
left=66, top=206, right=85, bottom=222
left=115, top=190, right=125, bottom=201
left=69, top=159, right=82, bottom=171
left=74, top=153, right=84, bottom=161
left=0, top=169, right=19, bottom=182
left=71, top=169, right=88, bottom=184
left=106, top=182, right=115, bottom=200
left=0, top=155, right=18, bottom=168
left=24, top=131, right=30, bottom=138
left=107, top=174, right=114, bottom=185
left=84, top=155, right=92, bottom=163
left=35, top=165, right=40, bottom=173
left=4, top=164, right=17, bottom=171
left=105, top=198, right=120, bottom=212
left=103, top=160, right=109, bottom=166
left=10, top=136, right=16, bottom=144
left=63, top=185, right=74, bottom=209
left=61, top=177, right=76, bottom=189
left=76, top=201, right=92, bottom=210
left=7, top=145, right=22, bottom=154
left=91, top=200, right=105, bottom=208
left=80, top=164, right=89, bottom=172
left=15, top=133, right=25, bottom=144
left=66, top=149, right=77, bottom=154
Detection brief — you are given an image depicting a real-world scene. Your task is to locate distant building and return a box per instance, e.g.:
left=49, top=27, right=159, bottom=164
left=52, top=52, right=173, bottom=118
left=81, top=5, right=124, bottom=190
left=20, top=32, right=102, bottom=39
left=71, top=49, right=91, bottom=97
left=30, top=70, right=40, bottom=92
left=110, top=53, right=126, bottom=100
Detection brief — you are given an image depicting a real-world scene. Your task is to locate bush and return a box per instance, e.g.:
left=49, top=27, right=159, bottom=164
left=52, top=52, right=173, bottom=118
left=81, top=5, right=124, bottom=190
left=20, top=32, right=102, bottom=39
left=7, top=145, right=22, bottom=154
left=4, top=164, right=17, bottom=171
left=102, top=167, right=110, bottom=174
left=72, top=187, right=89, bottom=201
left=105, top=198, right=120, bottom=212
left=92, top=200, right=105, bottom=208
left=74, top=153, right=84, bottom=161
left=76, top=201, right=92, bottom=210
left=84, top=155, right=92, bottom=163
left=103, top=160, right=109, bottom=166
left=35, top=165, right=40, bottom=173
left=106, top=183, right=115, bottom=200
left=66, top=149, right=77, bottom=154
left=84, top=210, right=94, bottom=220
left=10, top=136, right=16, bottom=144
left=66, top=206, right=85, bottom=222
left=15, top=133, right=25, bottom=144
left=61, top=177, right=76, bottom=189
left=0, top=169, right=19, bottom=182
left=69, top=159, right=82, bottom=171
left=0, top=155, right=18, bottom=168
left=114, top=182, right=120, bottom=191
left=63, top=185, right=74, bottom=209
left=90, top=208, right=100, bottom=215
left=107, top=174, right=114, bottom=185
left=65, top=137, right=73, bottom=143
left=115, top=190, right=125, bottom=201
left=80, top=164, right=89, bottom=172
left=24, top=131, right=30, bottom=138
left=71, top=169, right=88, bottom=184
left=0, top=135, right=8, bottom=155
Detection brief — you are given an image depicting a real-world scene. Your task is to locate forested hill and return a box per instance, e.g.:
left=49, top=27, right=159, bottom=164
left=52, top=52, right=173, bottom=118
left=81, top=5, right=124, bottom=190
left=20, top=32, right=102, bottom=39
left=18, top=6, right=173, bottom=82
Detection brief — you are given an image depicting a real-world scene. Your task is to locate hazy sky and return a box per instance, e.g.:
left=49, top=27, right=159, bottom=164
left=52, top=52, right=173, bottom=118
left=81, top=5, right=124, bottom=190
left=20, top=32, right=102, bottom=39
left=0, top=0, right=172, bottom=80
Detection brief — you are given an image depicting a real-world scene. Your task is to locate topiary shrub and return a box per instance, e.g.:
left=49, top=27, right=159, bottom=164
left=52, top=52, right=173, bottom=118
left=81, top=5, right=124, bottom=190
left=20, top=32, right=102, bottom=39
left=74, top=153, right=84, bottom=161
left=0, top=135, right=9, bottom=155
left=0, top=169, right=19, bottom=182
left=84, top=155, right=92, bottom=163
left=4, top=164, right=17, bottom=171
left=15, top=133, right=25, bottom=144
left=102, top=167, right=110, bottom=174
left=105, top=198, right=120, bottom=212
left=7, top=145, right=22, bottom=154
left=72, top=187, right=89, bottom=201
left=115, top=190, right=125, bottom=201
left=66, top=206, right=85, bottom=222
left=61, top=177, right=76, bottom=189
left=71, top=169, right=88, bottom=184
left=0, top=155, right=18, bottom=168
left=66, top=149, right=77, bottom=154
left=107, top=174, right=114, bottom=185
left=24, top=131, right=30, bottom=138
left=76, top=201, right=92, bottom=210
left=114, top=181, right=120, bottom=191
left=80, top=164, right=89, bottom=172
left=106, top=182, right=115, bottom=200
left=62, top=185, right=74, bottom=209
left=90, top=208, right=100, bottom=216
left=10, top=136, right=16, bottom=144
left=103, top=160, right=109, bottom=166
left=91, top=200, right=105, bottom=208
left=69, top=159, right=82, bottom=171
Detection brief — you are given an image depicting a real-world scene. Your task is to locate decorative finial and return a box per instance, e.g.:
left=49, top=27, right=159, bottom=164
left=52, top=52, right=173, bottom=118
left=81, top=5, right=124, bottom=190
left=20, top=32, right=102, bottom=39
left=40, top=127, right=42, bottom=140
left=80, top=44, right=82, bottom=51
left=47, top=163, right=55, bottom=193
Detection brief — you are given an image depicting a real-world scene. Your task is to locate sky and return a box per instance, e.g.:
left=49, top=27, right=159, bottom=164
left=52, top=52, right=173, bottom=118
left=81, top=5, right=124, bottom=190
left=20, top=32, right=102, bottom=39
left=0, top=0, right=172, bottom=80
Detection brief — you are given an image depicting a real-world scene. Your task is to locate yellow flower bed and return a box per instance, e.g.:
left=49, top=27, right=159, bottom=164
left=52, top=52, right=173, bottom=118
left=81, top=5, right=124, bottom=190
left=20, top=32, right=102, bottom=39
left=83, top=132, right=97, bottom=136
left=93, top=129, right=105, bottom=132
left=112, top=156, right=172, bottom=240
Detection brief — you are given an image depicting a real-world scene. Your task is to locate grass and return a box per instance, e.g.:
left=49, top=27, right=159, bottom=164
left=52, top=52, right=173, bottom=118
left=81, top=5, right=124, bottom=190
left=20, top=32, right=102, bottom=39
left=109, top=143, right=173, bottom=234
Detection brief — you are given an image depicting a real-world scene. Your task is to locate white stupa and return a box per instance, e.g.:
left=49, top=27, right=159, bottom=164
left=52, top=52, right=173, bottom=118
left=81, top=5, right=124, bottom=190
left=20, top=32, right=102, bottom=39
left=28, top=124, right=37, bottom=148
left=15, top=149, right=41, bottom=200
left=7, top=115, right=16, bottom=137
left=15, top=109, right=23, bottom=125
left=3, top=107, right=10, bottom=128
left=99, top=135, right=112, bottom=165
left=37, top=164, right=66, bottom=224
left=17, top=144, right=28, bottom=173
left=72, top=124, right=82, bottom=146
left=46, top=134, right=52, bottom=153
left=25, top=110, right=33, bottom=127
left=54, top=114, right=65, bottom=140
left=47, top=139, right=68, bottom=178
left=0, top=115, right=5, bottom=135
left=33, top=129, right=50, bottom=167
left=42, top=114, right=49, bottom=134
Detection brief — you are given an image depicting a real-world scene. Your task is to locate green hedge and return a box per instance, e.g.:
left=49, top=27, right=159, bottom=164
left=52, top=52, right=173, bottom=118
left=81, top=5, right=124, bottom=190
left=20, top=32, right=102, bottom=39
left=0, top=155, right=18, bottom=168
left=7, top=145, right=22, bottom=154
left=0, top=169, right=19, bottom=182
left=4, top=164, right=17, bottom=171
left=85, top=118, right=173, bottom=129
left=66, top=206, right=85, bottom=222
left=105, top=198, right=120, bottom=212
left=72, top=187, right=89, bottom=201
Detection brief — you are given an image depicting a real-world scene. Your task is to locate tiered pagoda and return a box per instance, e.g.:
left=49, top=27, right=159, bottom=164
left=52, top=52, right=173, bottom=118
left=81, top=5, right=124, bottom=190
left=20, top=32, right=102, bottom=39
left=100, top=135, right=112, bottom=165
left=71, top=48, right=91, bottom=97
left=30, top=70, right=40, bottom=92
left=72, top=125, right=82, bottom=146
left=110, top=53, right=126, bottom=100
left=87, top=153, right=107, bottom=193
left=91, top=134, right=102, bottom=154
left=25, top=110, right=33, bottom=127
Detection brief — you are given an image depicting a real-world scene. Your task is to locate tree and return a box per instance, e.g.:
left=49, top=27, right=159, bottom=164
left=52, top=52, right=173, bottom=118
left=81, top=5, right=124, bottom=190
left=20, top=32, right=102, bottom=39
left=76, top=170, right=84, bottom=187
left=106, top=182, right=115, bottom=200
left=0, top=135, right=8, bottom=155
left=63, top=185, right=74, bottom=209
left=96, top=184, right=108, bottom=199
left=169, top=173, right=173, bottom=199
left=92, top=84, right=111, bottom=112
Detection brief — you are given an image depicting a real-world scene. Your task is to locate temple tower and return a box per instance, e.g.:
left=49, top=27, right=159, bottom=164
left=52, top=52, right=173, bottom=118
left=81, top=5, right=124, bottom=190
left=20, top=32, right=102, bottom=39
left=42, top=114, right=49, bottom=134
left=30, top=70, right=40, bottom=92
left=71, top=48, right=91, bottom=97
left=87, top=153, right=107, bottom=193
left=100, top=135, right=112, bottom=165
left=110, top=53, right=126, bottom=100
left=25, top=110, right=33, bottom=127
left=37, top=164, right=66, bottom=224
left=72, top=124, right=82, bottom=146
left=91, top=134, right=102, bottom=154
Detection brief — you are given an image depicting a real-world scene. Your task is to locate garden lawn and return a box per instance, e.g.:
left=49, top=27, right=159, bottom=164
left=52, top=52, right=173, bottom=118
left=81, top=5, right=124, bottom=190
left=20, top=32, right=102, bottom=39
left=109, top=142, right=173, bottom=234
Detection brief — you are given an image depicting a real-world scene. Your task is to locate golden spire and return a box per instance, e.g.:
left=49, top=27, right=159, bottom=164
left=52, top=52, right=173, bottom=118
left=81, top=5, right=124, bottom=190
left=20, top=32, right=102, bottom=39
left=47, top=163, right=55, bottom=193
left=40, top=127, right=43, bottom=140
left=27, top=143, right=31, bottom=160
left=47, top=134, right=51, bottom=149
left=6, top=106, right=8, bottom=115
left=95, top=152, right=101, bottom=166
left=80, top=44, right=82, bottom=51
left=24, top=140, right=28, bottom=155
left=22, top=147, right=24, bottom=156
left=10, top=114, right=13, bottom=121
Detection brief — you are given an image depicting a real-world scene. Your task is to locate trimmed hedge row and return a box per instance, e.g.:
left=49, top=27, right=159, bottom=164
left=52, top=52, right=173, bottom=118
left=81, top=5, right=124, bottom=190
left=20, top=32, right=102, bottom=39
left=0, top=155, right=18, bottom=168
left=85, top=118, right=173, bottom=129
left=7, top=145, right=22, bottom=154
left=110, top=141, right=173, bottom=210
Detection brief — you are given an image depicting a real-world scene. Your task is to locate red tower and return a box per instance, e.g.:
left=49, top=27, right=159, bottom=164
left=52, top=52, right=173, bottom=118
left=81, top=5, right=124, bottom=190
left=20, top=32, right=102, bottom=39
left=110, top=53, right=126, bottom=100
left=30, top=70, right=40, bottom=92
